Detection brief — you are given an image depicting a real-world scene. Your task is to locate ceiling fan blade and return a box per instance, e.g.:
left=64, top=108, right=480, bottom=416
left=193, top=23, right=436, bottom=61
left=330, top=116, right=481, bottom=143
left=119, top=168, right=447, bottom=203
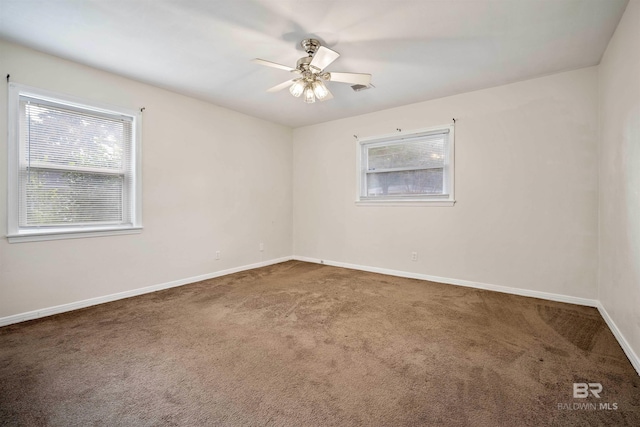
left=319, top=88, right=334, bottom=102
left=328, top=72, right=372, bottom=86
left=267, top=80, right=296, bottom=93
left=309, top=46, right=340, bottom=71
left=252, top=58, right=295, bottom=72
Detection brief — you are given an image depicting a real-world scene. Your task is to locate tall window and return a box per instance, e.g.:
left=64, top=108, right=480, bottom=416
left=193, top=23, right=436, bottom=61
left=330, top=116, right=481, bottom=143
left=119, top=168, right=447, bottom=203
left=357, top=125, right=455, bottom=206
left=7, top=83, right=142, bottom=242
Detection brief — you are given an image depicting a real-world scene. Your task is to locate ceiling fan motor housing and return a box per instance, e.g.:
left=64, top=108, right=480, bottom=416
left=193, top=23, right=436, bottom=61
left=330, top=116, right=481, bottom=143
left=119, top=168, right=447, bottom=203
left=296, top=56, right=313, bottom=71
left=295, top=57, right=331, bottom=82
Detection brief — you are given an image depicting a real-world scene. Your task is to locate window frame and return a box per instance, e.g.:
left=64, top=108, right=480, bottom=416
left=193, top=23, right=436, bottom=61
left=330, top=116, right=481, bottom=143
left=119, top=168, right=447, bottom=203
left=7, top=83, right=143, bottom=243
left=355, top=124, right=455, bottom=206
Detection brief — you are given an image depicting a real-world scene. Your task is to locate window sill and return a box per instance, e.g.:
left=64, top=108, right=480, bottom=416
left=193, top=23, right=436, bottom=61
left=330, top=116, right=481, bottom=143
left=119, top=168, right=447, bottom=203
left=355, top=199, right=456, bottom=207
left=7, top=226, right=143, bottom=243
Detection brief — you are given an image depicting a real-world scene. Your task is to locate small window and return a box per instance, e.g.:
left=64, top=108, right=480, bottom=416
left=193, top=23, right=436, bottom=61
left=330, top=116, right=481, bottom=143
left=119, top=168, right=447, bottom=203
left=357, top=125, right=455, bottom=206
left=7, top=83, right=142, bottom=242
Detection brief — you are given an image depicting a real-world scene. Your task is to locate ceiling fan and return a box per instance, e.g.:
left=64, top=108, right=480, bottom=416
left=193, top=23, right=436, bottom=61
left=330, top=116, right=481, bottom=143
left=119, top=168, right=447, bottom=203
left=253, top=38, right=372, bottom=104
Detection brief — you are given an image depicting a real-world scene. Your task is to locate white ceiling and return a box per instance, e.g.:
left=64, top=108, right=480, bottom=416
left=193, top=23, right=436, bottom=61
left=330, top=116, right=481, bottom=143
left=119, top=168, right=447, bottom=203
left=0, top=0, right=629, bottom=128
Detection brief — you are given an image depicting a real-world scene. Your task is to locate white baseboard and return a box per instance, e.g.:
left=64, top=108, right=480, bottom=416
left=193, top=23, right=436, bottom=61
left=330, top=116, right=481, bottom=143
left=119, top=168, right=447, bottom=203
left=294, top=255, right=640, bottom=376
left=596, top=302, right=640, bottom=376
left=0, top=256, right=293, bottom=328
left=293, top=256, right=599, bottom=307
left=2, top=255, right=637, bottom=376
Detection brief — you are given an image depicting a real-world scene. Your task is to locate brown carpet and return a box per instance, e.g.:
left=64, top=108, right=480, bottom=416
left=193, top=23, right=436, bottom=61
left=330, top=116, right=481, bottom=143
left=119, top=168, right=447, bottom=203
left=1, top=261, right=638, bottom=426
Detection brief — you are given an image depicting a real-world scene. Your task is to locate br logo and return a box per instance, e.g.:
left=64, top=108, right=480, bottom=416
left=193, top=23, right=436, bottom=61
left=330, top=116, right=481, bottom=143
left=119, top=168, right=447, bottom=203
left=573, top=383, right=602, bottom=398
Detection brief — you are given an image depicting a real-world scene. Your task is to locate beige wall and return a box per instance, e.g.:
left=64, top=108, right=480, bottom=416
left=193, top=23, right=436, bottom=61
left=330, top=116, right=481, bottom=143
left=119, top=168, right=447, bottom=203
left=0, top=40, right=293, bottom=318
left=598, top=0, right=640, bottom=364
left=293, top=68, right=599, bottom=299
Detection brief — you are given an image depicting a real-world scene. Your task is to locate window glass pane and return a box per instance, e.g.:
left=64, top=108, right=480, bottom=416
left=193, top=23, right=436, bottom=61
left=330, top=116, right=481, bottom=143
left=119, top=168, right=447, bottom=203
left=21, top=169, right=123, bottom=226
left=367, top=137, right=444, bottom=171
left=23, top=102, right=127, bottom=171
left=8, top=84, right=141, bottom=241
left=366, top=169, right=443, bottom=196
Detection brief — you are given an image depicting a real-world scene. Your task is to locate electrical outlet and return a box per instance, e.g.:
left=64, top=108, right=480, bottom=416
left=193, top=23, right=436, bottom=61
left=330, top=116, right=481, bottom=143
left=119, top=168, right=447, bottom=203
left=215, top=251, right=221, bottom=260
left=411, top=252, right=418, bottom=262
left=259, top=242, right=264, bottom=252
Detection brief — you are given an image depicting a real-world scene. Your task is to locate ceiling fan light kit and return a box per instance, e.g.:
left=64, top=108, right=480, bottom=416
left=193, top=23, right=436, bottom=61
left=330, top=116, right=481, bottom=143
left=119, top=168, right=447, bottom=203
left=311, top=80, right=329, bottom=99
left=254, top=38, right=372, bottom=104
left=288, top=74, right=330, bottom=103
left=289, top=79, right=305, bottom=97
left=303, top=85, right=316, bottom=103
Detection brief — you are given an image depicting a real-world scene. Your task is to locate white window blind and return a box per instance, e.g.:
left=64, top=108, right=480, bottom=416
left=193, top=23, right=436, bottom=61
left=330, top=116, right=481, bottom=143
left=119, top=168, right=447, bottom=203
left=357, top=125, right=455, bottom=205
left=8, top=83, right=142, bottom=242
